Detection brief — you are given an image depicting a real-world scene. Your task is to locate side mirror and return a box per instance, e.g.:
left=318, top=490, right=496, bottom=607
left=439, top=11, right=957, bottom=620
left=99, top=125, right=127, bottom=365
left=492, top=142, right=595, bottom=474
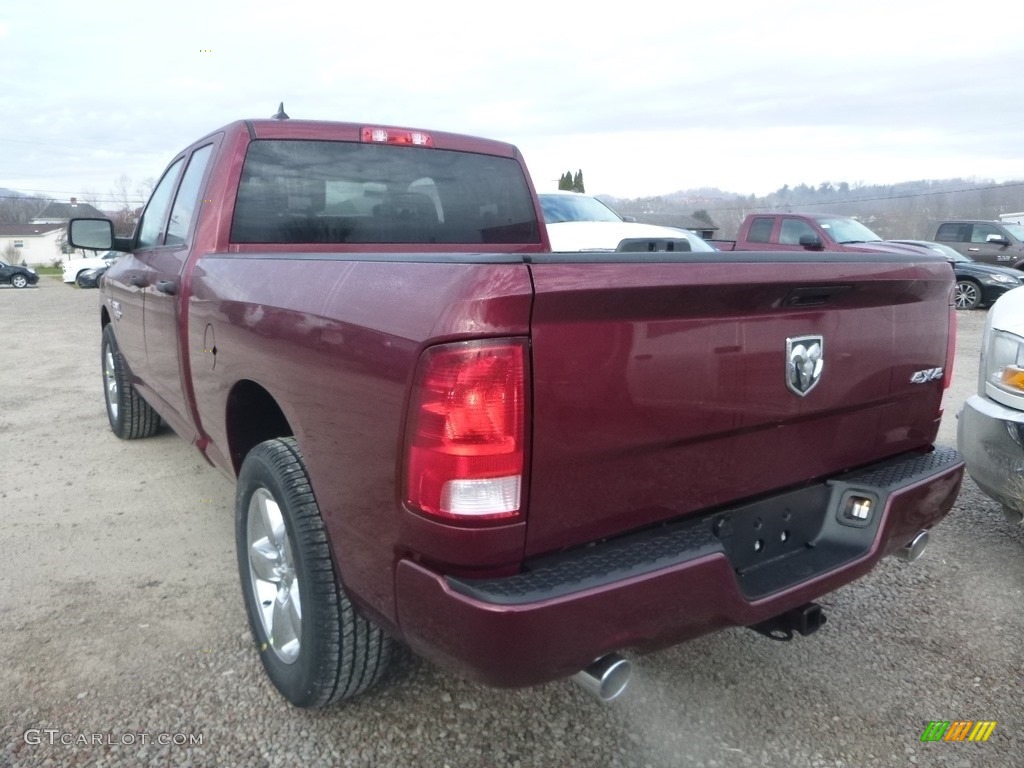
left=986, top=234, right=1011, bottom=246
left=621, top=215, right=637, bottom=223
left=799, top=234, right=824, bottom=250
left=68, top=218, right=114, bottom=250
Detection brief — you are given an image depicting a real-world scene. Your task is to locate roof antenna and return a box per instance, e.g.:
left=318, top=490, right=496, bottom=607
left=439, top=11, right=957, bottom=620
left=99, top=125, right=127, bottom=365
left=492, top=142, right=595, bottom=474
left=272, top=102, right=290, bottom=120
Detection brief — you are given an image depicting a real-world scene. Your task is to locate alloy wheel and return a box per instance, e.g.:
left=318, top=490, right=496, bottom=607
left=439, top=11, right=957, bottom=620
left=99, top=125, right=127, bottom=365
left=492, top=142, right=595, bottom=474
left=247, top=488, right=302, bottom=664
left=954, top=282, right=979, bottom=310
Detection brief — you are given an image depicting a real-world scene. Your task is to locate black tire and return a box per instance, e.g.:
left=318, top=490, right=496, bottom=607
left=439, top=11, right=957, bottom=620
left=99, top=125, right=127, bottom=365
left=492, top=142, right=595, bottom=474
left=236, top=437, right=392, bottom=707
left=11, top=274, right=28, bottom=288
left=101, top=324, right=161, bottom=439
left=76, top=274, right=90, bottom=288
left=954, top=279, right=981, bottom=310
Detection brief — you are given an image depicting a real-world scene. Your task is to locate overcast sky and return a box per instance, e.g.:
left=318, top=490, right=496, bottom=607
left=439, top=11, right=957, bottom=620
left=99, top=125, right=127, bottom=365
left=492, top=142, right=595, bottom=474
left=2, top=0, right=1022, bottom=206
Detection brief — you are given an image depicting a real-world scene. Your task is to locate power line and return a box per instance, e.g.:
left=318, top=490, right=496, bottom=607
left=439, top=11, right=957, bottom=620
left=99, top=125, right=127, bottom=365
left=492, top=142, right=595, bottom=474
left=2, top=185, right=149, bottom=197
left=0, top=136, right=154, bottom=153
left=0, top=193, right=146, bottom=205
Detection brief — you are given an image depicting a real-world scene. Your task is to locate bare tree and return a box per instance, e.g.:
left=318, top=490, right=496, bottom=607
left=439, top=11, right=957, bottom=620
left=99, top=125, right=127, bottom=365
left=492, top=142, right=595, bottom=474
left=0, top=194, right=51, bottom=225
left=80, top=187, right=102, bottom=209
left=109, top=174, right=144, bottom=237
left=135, top=177, right=156, bottom=203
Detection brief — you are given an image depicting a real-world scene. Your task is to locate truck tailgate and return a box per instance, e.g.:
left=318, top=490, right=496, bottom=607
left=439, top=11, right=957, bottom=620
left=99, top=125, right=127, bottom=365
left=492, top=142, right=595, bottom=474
left=524, top=253, right=953, bottom=556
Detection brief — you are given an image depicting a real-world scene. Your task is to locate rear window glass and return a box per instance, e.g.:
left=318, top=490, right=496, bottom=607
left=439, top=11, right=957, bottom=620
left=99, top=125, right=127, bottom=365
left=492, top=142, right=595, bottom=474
left=746, top=217, right=774, bottom=243
left=935, top=223, right=968, bottom=242
left=231, top=140, right=540, bottom=245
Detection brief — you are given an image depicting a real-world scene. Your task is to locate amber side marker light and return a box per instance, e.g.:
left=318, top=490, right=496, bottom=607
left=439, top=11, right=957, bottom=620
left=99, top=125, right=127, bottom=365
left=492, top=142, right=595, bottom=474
left=1000, top=365, right=1024, bottom=392
left=404, top=339, right=528, bottom=523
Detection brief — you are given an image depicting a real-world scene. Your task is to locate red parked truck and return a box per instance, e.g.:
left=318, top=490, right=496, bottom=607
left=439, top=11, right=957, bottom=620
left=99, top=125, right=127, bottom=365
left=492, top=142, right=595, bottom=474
left=714, top=212, right=926, bottom=256
left=69, top=117, right=964, bottom=707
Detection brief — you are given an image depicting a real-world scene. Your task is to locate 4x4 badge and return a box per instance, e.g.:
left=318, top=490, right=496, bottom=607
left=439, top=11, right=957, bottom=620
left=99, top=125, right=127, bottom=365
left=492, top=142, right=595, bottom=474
left=787, top=335, right=824, bottom=396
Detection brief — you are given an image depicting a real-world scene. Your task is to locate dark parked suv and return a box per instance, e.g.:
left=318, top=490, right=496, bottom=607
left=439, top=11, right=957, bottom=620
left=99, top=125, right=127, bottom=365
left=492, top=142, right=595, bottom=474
left=0, top=260, right=39, bottom=288
left=934, top=220, right=1024, bottom=270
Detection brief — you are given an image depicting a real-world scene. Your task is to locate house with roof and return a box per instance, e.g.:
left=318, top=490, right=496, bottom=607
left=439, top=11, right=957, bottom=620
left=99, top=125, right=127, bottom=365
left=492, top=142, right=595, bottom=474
left=31, top=196, right=105, bottom=225
left=14, top=196, right=111, bottom=267
left=625, top=212, right=719, bottom=241
left=0, top=223, right=65, bottom=266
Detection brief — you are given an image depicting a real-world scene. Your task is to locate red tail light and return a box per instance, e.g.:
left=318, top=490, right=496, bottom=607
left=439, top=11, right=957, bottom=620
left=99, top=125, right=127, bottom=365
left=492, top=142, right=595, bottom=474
left=404, top=339, right=528, bottom=522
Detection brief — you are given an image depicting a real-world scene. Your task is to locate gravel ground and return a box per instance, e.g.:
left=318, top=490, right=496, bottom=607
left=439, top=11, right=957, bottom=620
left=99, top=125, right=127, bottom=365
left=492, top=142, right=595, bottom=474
left=1, top=278, right=1021, bottom=768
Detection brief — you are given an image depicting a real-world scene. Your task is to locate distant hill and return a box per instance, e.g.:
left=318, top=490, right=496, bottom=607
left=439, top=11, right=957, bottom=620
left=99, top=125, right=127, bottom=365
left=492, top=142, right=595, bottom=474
left=0, top=189, right=51, bottom=225
left=601, top=178, right=1024, bottom=240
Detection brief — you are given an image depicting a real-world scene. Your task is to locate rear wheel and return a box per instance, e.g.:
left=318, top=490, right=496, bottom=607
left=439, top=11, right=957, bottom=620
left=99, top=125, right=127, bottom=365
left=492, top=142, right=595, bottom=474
left=954, top=280, right=981, bottom=310
left=236, top=438, right=392, bottom=707
left=101, top=324, right=161, bottom=438
left=11, top=274, right=28, bottom=288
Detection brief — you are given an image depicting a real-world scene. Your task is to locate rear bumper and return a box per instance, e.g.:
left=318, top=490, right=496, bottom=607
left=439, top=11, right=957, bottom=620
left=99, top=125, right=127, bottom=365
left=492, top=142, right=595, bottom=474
left=958, top=395, right=1024, bottom=516
left=395, top=447, right=963, bottom=688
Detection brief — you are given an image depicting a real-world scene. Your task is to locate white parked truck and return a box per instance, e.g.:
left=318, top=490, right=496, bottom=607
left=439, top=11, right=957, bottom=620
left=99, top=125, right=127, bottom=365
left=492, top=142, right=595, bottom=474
left=62, top=251, right=119, bottom=284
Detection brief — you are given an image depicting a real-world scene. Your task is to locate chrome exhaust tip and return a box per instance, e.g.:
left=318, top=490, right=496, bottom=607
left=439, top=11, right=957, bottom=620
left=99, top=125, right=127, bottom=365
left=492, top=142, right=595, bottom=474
left=896, top=530, right=929, bottom=563
left=571, top=653, right=631, bottom=702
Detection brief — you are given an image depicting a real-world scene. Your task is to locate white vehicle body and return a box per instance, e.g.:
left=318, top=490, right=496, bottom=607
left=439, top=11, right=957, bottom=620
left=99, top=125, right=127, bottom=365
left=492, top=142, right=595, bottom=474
left=62, top=251, right=118, bottom=283
left=957, top=285, right=1024, bottom=521
left=999, top=212, right=1024, bottom=226
left=538, top=191, right=713, bottom=253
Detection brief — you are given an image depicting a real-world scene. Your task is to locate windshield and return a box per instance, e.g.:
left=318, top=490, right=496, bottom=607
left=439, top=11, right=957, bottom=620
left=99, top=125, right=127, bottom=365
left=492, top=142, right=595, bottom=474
left=815, top=216, right=883, bottom=243
left=539, top=194, right=622, bottom=224
left=1003, top=223, right=1024, bottom=241
left=929, top=243, right=969, bottom=261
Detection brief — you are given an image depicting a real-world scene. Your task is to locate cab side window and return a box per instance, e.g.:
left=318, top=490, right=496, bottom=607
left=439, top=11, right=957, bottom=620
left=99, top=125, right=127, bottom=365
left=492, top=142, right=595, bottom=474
left=936, top=223, right=969, bottom=243
left=137, top=158, right=185, bottom=249
left=971, top=224, right=1000, bottom=243
left=166, top=145, right=214, bottom=246
left=746, top=217, right=774, bottom=243
left=779, top=218, right=816, bottom=245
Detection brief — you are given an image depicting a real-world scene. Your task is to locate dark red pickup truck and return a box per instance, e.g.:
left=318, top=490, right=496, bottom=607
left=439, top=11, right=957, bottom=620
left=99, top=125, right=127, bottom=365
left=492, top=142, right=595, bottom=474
left=70, top=117, right=964, bottom=707
left=714, top=212, right=925, bottom=257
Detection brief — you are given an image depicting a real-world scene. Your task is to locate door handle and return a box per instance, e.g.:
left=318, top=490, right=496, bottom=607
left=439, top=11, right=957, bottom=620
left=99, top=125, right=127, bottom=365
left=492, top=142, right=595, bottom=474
left=155, top=280, right=177, bottom=296
left=129, top=274, right=147, bottom=287
left=967, top=247, right=980, bottom=252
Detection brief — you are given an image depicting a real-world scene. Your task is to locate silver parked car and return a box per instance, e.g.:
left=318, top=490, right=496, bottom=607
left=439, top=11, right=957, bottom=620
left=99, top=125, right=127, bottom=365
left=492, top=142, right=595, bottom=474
left=957, top=285, right=1024, bottom=521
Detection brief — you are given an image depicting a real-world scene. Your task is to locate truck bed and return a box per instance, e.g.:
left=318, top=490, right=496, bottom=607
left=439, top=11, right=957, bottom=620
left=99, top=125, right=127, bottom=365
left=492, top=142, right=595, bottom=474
left=523, top=250, right=953, bottom=556
left=183, top=248, right=955, bottom=582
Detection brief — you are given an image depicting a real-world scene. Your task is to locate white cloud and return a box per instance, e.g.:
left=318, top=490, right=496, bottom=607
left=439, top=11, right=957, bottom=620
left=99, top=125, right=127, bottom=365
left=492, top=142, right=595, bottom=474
left=1, top=0, right=1022, bottom=200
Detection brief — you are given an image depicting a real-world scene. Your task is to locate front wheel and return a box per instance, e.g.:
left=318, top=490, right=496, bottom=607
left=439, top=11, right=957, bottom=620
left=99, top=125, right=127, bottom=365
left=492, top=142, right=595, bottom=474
left=101, top=324, right=161, bottom=438
left=10, top=274, right=28, bottom=288
left=236, top=438, right=392, bottom=707
left=954, top=280, right=981, bottom=310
